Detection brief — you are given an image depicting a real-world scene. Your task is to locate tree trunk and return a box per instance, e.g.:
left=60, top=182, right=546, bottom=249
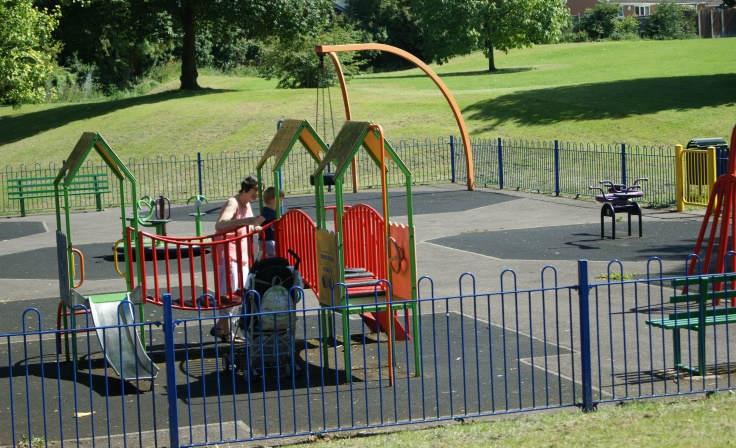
left=487, top=38, right=496, bottom=72
left=179, top=5, right=200, bottom=90
left=485, top=21, right=497, bottom=72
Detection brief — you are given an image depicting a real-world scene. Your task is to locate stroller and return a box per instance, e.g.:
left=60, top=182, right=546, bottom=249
left=227, top=250, right=303, bottom=380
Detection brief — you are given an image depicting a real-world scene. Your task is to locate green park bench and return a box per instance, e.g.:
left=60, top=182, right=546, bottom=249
left=646, top=273, right=736, bottom=376
left=7, top=173, right=110, bottom=217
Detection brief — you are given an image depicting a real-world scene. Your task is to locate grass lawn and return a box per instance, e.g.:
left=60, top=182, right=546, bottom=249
left=0, top=39, right=734, bottom=168
left=301, top=392, right=736, bottom=447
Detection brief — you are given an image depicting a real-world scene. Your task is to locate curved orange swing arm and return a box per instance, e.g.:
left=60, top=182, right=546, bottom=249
left=315, top=43, right=475, bottom=191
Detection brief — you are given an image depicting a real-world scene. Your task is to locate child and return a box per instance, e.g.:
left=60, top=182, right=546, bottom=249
left=259, top=186, right=285, bottom=258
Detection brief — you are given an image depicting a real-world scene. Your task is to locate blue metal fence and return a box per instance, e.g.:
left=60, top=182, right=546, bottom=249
left=0, top=137, right=678, bottom=216
left=3, top=260, right=736, bottom=447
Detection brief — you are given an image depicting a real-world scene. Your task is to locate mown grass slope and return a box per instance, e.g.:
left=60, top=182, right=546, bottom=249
left=1, top=39, right=734, bottom=168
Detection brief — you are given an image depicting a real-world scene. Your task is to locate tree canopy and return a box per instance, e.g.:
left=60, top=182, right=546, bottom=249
left=166, top=0, right=334, bottom=89
left=416, top=0, right=568, bottom=71
left=7, top=0, right=717, bottom=103
left=0, top=0, right=60, bottom=108
left=49, top=0, right=333, bottom=91
left=345, top=0, right=426, bottom=67
left=51, top=0, right=174, bottom=90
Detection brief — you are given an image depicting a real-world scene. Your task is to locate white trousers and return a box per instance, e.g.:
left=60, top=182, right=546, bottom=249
left=217, top=259, right=249, bottom=317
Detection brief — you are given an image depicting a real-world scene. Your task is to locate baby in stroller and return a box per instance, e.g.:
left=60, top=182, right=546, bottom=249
left=229, top=250, right=303, bottom=380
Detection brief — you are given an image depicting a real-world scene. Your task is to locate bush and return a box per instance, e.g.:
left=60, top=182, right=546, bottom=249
left=611, top=16, right=641, bottom=40
left=46, top=56, right=106, bottom=103
left=645, top=2, right=697, bottom=40
left=145, top=60, right=181, bottom=84
left=580, top=3, right=620, bottom=40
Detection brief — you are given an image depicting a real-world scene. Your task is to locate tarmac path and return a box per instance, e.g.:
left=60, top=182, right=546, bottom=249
left=0, top=184, right=714, bottom=446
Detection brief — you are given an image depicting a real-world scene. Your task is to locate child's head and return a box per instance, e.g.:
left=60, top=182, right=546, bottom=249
left=263, top=186, right=284, bottom=205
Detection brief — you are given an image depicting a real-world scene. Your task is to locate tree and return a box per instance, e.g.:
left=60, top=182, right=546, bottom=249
left=51, top=0, right=175, bottom=91
left=0, top=0, right=60, bottom=108
left=580, top=2, right=620, bottom=40
left=417, top=0, right=568, bottom=72
left=646, top=2, right=697, bottom=40
left=346, top=0, right=426, bottom=68
left=52, top=0, right=333, bottom=91
left=167, top=0, right=333, bottom=89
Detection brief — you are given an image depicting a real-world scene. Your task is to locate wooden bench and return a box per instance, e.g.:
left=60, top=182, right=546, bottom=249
left=646, top=273, right=736, bottom=376
left=7, top=173, right=110, bottom=217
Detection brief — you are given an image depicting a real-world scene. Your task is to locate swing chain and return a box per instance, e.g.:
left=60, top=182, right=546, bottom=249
left=315, top=53, right=337, bottom=144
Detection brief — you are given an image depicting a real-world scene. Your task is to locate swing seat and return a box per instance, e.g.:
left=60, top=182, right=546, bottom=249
left=594, top=184, right=644, bottom=205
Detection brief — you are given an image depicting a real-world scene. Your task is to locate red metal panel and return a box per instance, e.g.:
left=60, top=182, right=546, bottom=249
left=343, top=204, right=386, bottom=281
left=276, top=208, right=318, bottom=294
left=132, top=230, right=251, bottom=311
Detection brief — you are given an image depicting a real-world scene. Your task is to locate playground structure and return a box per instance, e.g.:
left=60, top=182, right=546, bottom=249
left=643, top=125, right=736, bottom=377
left=54, top=122, right=422, bottom=385
left=255, top=118, right=421, bottom=382
left=54, top=132, right=157, bottom=380
left=54, top=44, right=472, bottom=384
left=55, top=133, right=255, bottom=381
left=687, top=124, right=736, bottom=289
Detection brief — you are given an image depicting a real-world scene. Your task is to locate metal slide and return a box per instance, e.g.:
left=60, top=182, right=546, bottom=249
left=75, top=288, right=159, bottom=380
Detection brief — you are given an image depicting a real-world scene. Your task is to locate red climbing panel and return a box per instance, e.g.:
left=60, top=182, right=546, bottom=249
left=274, top=208, right=319, bottom=295
left=342, top=204, right=410, bottom=341
left=127, top=226, right=258, bottom=311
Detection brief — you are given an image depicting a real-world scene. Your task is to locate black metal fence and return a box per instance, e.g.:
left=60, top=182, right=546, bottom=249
left=3, top=260, right=736, bottom=447
left=0, top=137, right=677, bottom=216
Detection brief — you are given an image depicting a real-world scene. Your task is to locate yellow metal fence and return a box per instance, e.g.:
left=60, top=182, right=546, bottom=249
left=676, top=144, right=717, bottom=211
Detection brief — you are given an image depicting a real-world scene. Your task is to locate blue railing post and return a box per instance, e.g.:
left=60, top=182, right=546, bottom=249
left=163, top=293, right=180, bottom=448
left=577, top=260, right=594, bottom=412
left=554, top=140, right=560, bottom=197
left=497, top=137, right=504, bottom=189
left=621, top=143, right=627, bottom=187
left=449, top=135, right=456, bottom=184
left=197, top=152, right=203, bottom=197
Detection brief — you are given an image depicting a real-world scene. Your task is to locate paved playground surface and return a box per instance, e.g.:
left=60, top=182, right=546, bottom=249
left=0, top=184, right=708, bottom=330
left=0, top=184, right=713, bottom=445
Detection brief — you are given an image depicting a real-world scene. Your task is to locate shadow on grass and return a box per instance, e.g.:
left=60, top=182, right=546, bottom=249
left=464, top=74, right=736, bottom=132
left=0, top=87, right=232, bottom=146
left=369, top=67, right=535, bottom=80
